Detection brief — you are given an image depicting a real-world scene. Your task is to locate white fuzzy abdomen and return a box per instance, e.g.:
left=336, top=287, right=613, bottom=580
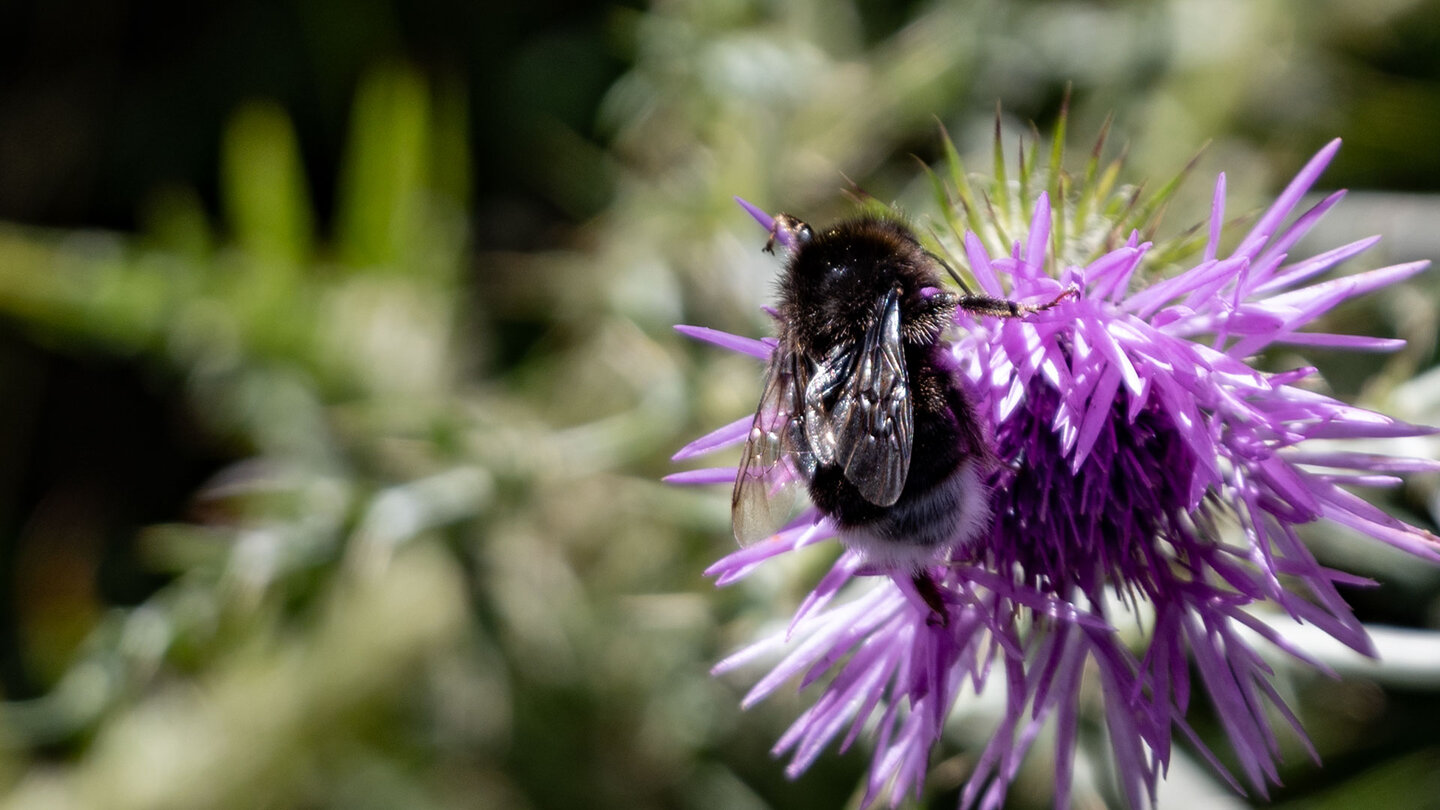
left=837, top=458, right=991, bottom=571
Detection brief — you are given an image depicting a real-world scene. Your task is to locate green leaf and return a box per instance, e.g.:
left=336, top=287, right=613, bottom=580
left=336, top=64, right=432, bottom=270
left=221, top=102, right=315, bottom=270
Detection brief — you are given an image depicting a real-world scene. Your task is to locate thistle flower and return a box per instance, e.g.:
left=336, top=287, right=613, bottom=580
left=669, top=131, right=1440, bottom=808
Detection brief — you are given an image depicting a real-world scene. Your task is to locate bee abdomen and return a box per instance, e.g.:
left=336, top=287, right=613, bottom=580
left=834, top=458, right=991, bottom=570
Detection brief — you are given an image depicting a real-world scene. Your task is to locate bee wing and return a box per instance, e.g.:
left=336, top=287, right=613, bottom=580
left=732, top=346, right=814, bottom=546
left=805, top=287, right=912, bottom=507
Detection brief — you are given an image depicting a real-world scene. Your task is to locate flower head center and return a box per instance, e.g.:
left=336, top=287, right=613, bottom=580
left=981, top=376, right=1200, bottom=601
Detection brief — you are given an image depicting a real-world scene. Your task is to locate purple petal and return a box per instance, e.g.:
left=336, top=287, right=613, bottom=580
left=1086, top=245, right=1147, bottom=301
left=1022, top=194, right=1051, bottom=279
left=1317, top=487, right=1440, bottom=561
left=1204, top=172, right=1226, bottom=263
left=1233, top=139, right=1342, bottom=259
left=965, top=231, right=1004, bottom=296
left=1263, top=261, right=1430, bottom=322
left=1271, top=333, right=1406, bottom=351
left=1247, top=191, right=1348, bottom=290
left=672, top=416, right=749, bottom=460
left=734, top=196, right=775, bottom=234
left=1127, top=257, right=1248, bottom=318
left=789, top=553, right=863, bottom=635
left=674, top=324, right=774, bottom=359
left=1285, top=451, right=1440, bottom=473
left=662, top=467, right=736, bottom=485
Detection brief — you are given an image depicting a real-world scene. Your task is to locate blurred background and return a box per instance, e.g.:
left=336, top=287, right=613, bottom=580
left=1, top=0, right=1439, bottom=807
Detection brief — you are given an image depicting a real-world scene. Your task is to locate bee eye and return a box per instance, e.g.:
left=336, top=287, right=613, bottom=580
left=796, top=224, right=814, bottom=244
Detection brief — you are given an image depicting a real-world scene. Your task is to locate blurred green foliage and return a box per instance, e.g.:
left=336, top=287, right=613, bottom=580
left=0, top=1, right=1438, bottom=809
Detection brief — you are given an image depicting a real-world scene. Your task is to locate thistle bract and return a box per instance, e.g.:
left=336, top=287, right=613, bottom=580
left=670, top=133, right=1440, bottom=808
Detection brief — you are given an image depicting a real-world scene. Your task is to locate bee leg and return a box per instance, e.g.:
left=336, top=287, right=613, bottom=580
left=957, top=284, right=1080, bottom=318
left=907, top=288, right=960, bottom=341
left=927, top=249, right=1080, bottom=310
left=955, top=294, right=1027, bottom=318
left=1033, top=284, right=1081, bottom=310
left=912, top=571, right=950, bottom=628
left=763, top=214, right=815, bottom=255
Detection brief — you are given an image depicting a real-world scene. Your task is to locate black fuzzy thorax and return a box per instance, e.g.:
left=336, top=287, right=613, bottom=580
left=778, top=218, right=951, bottom=356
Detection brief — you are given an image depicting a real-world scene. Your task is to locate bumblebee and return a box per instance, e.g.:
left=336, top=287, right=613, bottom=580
left=734, top=214, right=1072, bottom=576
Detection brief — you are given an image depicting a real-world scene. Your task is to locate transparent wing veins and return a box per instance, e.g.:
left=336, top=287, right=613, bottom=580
left=732, top=346, right=813, bottom=545
left=804, top=287, right=912, bottom=506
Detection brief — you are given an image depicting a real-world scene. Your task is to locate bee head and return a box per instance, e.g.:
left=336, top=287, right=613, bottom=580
left=779, top=217, right=941, bottom=350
